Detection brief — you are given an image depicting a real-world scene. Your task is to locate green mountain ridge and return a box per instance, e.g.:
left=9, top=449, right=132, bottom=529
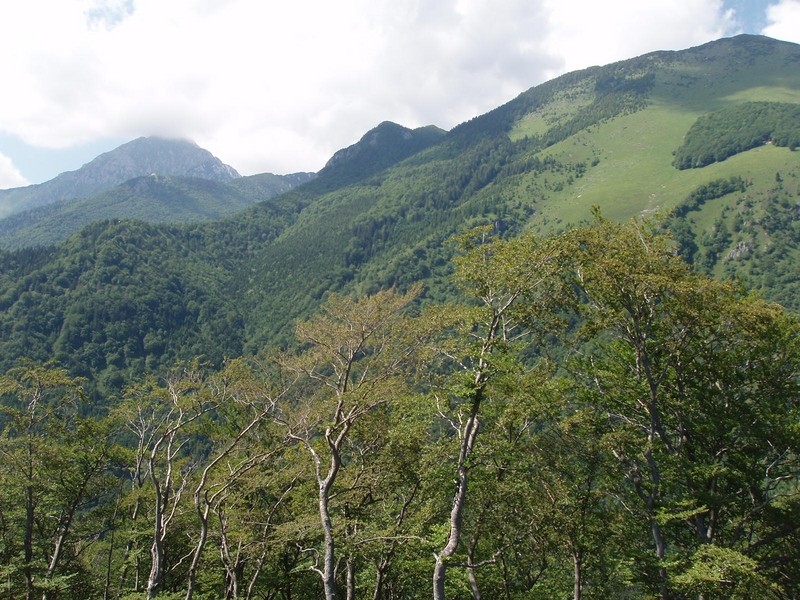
left=0, top=171, right=316, bottom=250
left=320, top=121, right=448, bottom=183
left=1, top=33, right=799, bottom=392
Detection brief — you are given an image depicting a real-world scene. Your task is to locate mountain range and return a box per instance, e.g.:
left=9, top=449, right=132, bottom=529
left=0, top=33, right=798, bottom=393
left=0, top=137, right=240, bottom=216
left=0, top=137, right=316, bottom=248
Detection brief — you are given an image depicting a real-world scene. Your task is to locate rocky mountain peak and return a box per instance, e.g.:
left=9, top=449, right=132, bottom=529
left=0, top=136, right=240, bottom=218
left=87, top=137, right=241, bottom=184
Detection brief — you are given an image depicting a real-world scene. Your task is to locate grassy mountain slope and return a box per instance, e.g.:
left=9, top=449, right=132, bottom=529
left=239, top=35, right=800, bottom=343
left=0, top=171, right=316, bottom=250
left=0, top=34, right=798, bottom=391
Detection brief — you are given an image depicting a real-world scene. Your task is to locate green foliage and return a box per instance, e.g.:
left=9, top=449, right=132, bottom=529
left=673, top=101, right=800, bottom=169
left=0, top=362, right=118, bottom=599
left=671, top=176, right=748, bottom=218
left=0, top=172, right=314, bottom=250
left=1, top=35, right=799, bottom=394
left=566, top=216, right=800, bottom=598
left=1, top=36, right=798, bottom=597
left=1, top=217, right=799, bottom=599
left=672, top=546, right=779, bottom=599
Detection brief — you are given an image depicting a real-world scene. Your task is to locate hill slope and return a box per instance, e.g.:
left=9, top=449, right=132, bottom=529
left=0, top=171, right=315, bottom=250
left=237, top=35, right=800, bottom=343
left=0, top=34, right=798, bottom=392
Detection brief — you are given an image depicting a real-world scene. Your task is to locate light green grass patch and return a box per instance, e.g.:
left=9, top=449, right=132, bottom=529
left=508, top=83, right=594, bottom=142
left=517, top=100, right=800, bottom=229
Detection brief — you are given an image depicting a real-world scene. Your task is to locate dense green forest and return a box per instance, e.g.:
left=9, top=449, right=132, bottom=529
left=2, top=35, right=800, bottom=397
left=0, top=172, right=316, bottom=251
left=1, top=34, right=799, bottom=599
left=673, top=102, right=800, bottom=169
left=1, top=218, right=798, bottom=600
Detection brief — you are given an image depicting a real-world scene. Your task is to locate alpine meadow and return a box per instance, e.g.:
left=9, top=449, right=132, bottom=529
left=0, top=34, right=799, bottom=599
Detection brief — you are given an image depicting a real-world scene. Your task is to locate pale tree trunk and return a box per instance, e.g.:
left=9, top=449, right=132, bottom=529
left=141, top=373, right=211, bottom=600
left=285, top=409, right=355, bottom=600
left=434, top=309, right=502, bottom=600
left=319, top=439, right=342, bottom=600
left=217, top=509, right=242, bottom=600
left=42, top=454, right=103, bottom=600
left=41, top=498, right=81, bottom=600
left=346, top=556, right=356, bottom=600
left=433, top=391, right=482, bottom=600
left=146, top=426, right=189, bottom=600
left=281, top=286, right=423, bottom=599
left=185, top=503, right=210, bottom=600
left=321, top=494, right=338, bottom=600
left=185, top=400, right=275, bottom=600
left=146, top=456, right=169, bottom=600
left=24, top=393, right=39, bottom=600
left=24, top=481, right=34, bottom=600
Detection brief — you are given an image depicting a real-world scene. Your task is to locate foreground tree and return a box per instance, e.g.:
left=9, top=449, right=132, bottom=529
left=183, top=359, right=291, bottom=600
left=429, top=229, right=571, bottom=600
left=114, top=366, right=218, bottom=599
left=568, top=216, right=800, bottom=598
left=276, top=285, right=424, bottom=600
left=0, top=362, right=115, bottom=600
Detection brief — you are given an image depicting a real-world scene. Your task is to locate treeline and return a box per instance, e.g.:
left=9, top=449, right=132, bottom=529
left=663, top=172, right=800, bottom=310
left=2, top=218, right=798, bottom=600
left=671, top=176, right=748, bottom=218
left=673, top=101, right=800, bottom=169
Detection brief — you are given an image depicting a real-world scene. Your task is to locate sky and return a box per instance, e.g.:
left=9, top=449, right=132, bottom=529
left=1, top=0, right=799, bottom=189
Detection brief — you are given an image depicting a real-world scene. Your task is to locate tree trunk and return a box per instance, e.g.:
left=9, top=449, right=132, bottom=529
left=320, top=476, right=338, bottom=600
left=467, top=532, right=481, bottom=600
left=433, top=393, right=482, bottom=600
left=346, top=557, right=355, bottom=600
left=42, top=506, right=78, bottom=600
left=146, top=447, right=170, bottom=600
left=24, top=483, right=34, bottom=600
left=372, top=559, right=387, bottom=600
left=185, top=505, right=209, bottom=600
left=146, top=513, right=165, bottom=600
left=572, top=550, right=582, bottom=600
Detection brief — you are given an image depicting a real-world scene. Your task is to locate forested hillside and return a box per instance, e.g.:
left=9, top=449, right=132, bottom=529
left=2, top=35, right=799, bottom=390
left=0, top=171, right=316, bottom=250
left=0, top=34, right=799, bottom=598
left=673, top=101, right=800, bottom=169
left=1, top=219, right=797, bottom=599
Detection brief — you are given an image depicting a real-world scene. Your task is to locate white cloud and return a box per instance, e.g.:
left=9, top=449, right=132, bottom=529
left=762, top=0, right=800, bottom=42
left=86, top=0, right=135, bottom=30
left=0, top=0, right=742, bottom=179
left=0, top=154, right=30, bottom=189
left=541, top=0, right=737, bottom=76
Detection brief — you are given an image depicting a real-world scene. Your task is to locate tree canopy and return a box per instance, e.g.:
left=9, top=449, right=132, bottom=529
left=1, top=218, right=797, bottom=599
